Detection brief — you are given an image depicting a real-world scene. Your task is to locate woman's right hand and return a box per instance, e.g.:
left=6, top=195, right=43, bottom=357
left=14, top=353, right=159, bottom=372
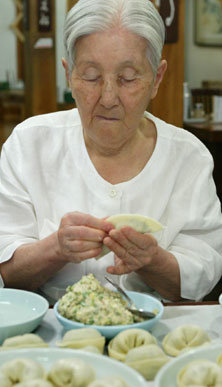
left=57, top=211, right=113, bottom=263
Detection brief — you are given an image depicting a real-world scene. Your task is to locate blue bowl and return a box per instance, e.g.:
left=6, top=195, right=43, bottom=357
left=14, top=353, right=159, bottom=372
left=54, top=291, right=164, bottom=339
left=0, top=289, right=49, bottom=344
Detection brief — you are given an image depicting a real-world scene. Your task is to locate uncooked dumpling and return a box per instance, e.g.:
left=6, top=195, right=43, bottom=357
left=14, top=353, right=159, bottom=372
left=80, top=345, right=101, bottom=354
left=56, top=328, right=105, bottom=353
left=124, top=344, right=169, bottom=380
left=88, top=376, right=129, bottom=387
left=217, top=352, right=222, bottom=366
left=16, top=380, right=53, bottom=387
left=162, top=324, right=211, bottom=357
left=0, top=334, right=48, bottom=350
left=177, top=359, right=222, bottom=387
left=97, top=214, right=163, bottom=259
left=47, top=358, right=96, bottom=387
left=0, top=358, right=45, bottom=384
left=108, top=328, right=157, bottom=361
left=0, top=371, right=12, bottom=387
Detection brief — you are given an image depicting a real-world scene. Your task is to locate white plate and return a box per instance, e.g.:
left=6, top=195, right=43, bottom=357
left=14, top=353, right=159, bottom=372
left=0, top=348, right=147, bottom=387
left=0, top=289, right=49, bottom=344
left=154, top=342, right=222, bottom=387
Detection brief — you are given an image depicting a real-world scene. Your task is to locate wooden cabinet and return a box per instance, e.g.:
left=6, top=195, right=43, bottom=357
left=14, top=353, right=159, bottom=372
left=150, top=0, right=185, bottom=128
left=23, top=0, right=57, bottom=117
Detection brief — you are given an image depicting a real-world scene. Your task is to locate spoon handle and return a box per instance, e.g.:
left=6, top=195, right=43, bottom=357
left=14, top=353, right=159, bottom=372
left=104, top=276, right=133, bottom=307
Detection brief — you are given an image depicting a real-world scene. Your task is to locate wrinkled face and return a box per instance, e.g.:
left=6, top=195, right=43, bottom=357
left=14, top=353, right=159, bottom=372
left=64, top=28, right=165, bottom=149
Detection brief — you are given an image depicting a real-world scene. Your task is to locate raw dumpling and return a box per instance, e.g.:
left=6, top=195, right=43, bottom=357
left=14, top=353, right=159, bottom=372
left=124, top=344, right=169, bottom=380
left=0, top=334, right=48, bottom=350
left=162, top=324, right=211, bottom=357
left=88, top=376, right=129, bottom=387
left=97, top=214, right=163, bottom=259
left=108, top=328, right=157, bottom=361
left=16, top=380, right=53, bottom=387
left=0, top=371, right=12, bottom=387
left=57, top=328, right=105, bottom=353
left=177, top=359, right=222, bottom=387
left=47, top=358, right=96, bottom=387
left=217, top=353, right=222, bottom=366
left=0, top=358, right=45, bottom=384
left=80, top=346, right=102, bottom=354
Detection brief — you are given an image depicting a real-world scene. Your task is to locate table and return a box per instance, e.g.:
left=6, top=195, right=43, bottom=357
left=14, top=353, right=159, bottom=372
left=35, top=303, right=222, bottom=387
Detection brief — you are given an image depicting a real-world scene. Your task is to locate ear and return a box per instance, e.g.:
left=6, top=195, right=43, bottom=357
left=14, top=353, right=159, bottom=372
left=62, top=57, right=71, bottom=86
left=151, top=59, right=167, bottom=100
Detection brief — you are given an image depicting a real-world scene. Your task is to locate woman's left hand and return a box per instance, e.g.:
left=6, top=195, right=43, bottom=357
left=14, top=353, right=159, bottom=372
left=104, top=226, right=159, bottom=275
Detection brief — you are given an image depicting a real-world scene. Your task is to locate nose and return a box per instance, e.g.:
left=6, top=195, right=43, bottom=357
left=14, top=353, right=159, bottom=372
left=100, top=78, right=119, bottom=108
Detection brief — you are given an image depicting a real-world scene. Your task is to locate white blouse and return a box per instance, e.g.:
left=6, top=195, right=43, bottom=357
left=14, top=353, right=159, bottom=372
left=0, top=108, right=221, bottom=302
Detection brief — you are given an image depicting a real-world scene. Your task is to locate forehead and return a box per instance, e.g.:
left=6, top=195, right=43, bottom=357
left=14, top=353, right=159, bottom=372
left=74, top=28, right=149, bottom=68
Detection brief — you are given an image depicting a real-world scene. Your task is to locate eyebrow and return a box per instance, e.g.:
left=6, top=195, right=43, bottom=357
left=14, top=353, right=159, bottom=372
left=76, top=60, right=137, bottom=68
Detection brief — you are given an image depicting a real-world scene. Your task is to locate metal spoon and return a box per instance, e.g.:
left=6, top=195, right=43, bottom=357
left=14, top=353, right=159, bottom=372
left=105, top=276, right=156, bottom=319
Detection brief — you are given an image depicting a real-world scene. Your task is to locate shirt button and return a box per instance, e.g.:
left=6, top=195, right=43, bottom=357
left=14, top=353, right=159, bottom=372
left=109, top=189, right=117, bottom=198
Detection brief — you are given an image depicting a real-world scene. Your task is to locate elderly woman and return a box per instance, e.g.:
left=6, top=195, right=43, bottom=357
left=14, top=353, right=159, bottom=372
left=0, top=0, right=221, bottom=303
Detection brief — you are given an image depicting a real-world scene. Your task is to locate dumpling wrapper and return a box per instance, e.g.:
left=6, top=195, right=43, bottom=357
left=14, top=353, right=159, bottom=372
left=56, top=328, right=105, bottom=354
left=88, top=376, right=129, bottom=387
left=177, top=359, right=222, bottom=387
left=97, top=214, right=163, bottom=259
left=124, top=344, right=169, bottom=381
left=0, top=334, right=48, bottom=351
left=1, top=358, right=46, bottom=384
left=0, top=371, right=12, bottom=387
left=162, top=324, right=211, bottom=357
left=47, top=358, right=96, bottom=387
left=217, top=352, right=222, bottom=366
left=16, top=380, right=53, bottom=387
left=108, top=328, right=157, bottom=361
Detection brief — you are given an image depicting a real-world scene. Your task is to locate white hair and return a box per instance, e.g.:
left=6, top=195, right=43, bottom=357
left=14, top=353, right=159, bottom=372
left=63, top=0, right=165, bottom=76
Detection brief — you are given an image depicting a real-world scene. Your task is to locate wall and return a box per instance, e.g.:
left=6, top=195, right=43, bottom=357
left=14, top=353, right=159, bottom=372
left=0, top=1, right=16, bottom=84
left=185, top=0, right=222, bottom=88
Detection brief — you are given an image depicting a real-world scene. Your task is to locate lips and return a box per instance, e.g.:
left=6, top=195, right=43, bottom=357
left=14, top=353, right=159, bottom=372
left=96, top=115, right=119, bottom=121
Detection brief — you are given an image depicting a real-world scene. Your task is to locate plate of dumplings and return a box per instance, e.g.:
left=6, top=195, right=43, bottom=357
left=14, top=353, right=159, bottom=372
left=154, top=342, right=222, bottom=387
left=0, top=347, right=147, bottom=387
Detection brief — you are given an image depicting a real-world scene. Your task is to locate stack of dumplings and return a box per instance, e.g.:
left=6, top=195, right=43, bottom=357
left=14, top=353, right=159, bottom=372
left=162, top=324, right=211, bottom=357
left=108, top=328, right=157, bottom=361
left=0, top=334, right=48, bottom=351
left=0, top=358, right=46, bottom=386
left=108, top=328, right=170, bottom=380
left=47, top=358, right=96, bottom=386
left=124, top=344, right=169, bottom=380
left=177, top=359, right=222, bottom=387
left=56, top=328, right=105, bottom=354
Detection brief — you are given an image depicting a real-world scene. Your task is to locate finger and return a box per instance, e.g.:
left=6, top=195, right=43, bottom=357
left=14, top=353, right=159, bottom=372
left=62, top=225, right=107, bottom=242
left=109, top=227, right=155, bottom=250
left=67, top=239, right=104, bottom=252
left=106, top=263, right=132, bottom=275
left=61, top=212, right=114, bottom=232
left=67, top=247, right=103, bottom=263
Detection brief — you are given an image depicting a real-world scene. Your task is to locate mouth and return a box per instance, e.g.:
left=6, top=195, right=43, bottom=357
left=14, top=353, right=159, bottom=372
left=96, top=115, right=119, bottom=121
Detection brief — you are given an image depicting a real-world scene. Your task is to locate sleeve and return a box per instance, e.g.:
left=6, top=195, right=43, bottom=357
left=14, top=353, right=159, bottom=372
left=0, top=130, right=39, bottom=273
left=166, top=146, right=222, bottom=301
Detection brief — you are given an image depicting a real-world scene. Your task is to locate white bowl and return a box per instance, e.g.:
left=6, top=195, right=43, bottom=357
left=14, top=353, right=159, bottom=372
left=0, top=289, right=49, bottom=344
left=154, top=342, right=222, bottom=387
left=54, top=290, right=164, bottom=339
left=0, top=348, right=147, bottom=386
left=219, top=293, right=222, bottom=305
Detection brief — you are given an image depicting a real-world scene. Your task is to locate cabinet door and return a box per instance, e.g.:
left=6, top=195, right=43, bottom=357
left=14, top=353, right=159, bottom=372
left=150, top=0, right=185, bottom=127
